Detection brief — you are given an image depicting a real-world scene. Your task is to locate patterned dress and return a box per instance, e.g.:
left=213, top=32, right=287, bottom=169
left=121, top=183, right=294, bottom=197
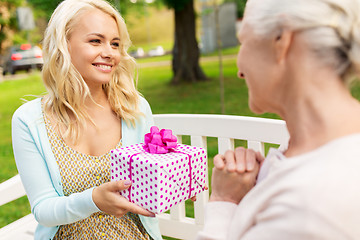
left=43, top=112, right=151, bottom=240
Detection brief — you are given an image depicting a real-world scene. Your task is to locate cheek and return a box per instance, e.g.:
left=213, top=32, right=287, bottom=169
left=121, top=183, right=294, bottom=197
left=236, top=47, right=245, bottom=70
left=114, top=53, right=121, bottom=66
left=70, top=46, right=94, bottom=69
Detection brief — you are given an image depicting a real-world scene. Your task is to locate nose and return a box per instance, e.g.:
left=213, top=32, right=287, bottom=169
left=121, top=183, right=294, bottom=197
left=236, top=48, right=244, bottom=79
left=100, top=44, right=113, bottom=59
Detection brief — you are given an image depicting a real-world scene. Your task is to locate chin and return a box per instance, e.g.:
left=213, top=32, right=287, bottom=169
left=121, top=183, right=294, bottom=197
left=249, top=102, right=264, bottom=115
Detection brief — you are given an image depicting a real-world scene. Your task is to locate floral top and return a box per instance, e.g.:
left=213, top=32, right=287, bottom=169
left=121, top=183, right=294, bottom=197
left=44, top=114, right=150, bottom=240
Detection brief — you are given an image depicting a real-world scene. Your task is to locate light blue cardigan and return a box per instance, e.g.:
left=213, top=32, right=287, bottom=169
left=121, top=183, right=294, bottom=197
left=11, top=97, right=162, bottom=240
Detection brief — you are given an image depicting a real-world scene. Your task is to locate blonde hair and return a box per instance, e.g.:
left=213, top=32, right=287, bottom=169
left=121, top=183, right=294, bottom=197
left=42, top=0, right=142, bottom=141
left=244, top=0, right=360, bottom=84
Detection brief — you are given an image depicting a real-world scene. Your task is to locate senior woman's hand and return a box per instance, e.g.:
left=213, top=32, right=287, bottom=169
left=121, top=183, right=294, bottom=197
left=209, top=147, right=264, bottom=204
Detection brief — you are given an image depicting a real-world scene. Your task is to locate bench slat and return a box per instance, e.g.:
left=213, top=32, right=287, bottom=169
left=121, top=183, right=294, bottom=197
left=0, top=114, right=289, bottom=240
left=0, top=175, right=26, bottom=207
left=0, top=214, right=36, bottom=240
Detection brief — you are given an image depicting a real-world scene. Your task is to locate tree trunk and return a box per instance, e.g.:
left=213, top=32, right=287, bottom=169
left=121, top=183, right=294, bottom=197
left=171, top=0, right=207, bottom=84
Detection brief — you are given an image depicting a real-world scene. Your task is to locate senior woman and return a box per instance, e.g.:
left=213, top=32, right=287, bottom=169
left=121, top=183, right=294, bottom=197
left=197, top=0, right=360, bottom=239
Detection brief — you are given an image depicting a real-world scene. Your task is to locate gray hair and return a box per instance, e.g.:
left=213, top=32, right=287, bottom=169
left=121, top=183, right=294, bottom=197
left=244, top=0, right=360, bottom=83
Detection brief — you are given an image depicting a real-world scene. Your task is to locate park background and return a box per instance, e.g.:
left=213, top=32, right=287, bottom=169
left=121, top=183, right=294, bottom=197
left=2, top=0, right=360, bottom=237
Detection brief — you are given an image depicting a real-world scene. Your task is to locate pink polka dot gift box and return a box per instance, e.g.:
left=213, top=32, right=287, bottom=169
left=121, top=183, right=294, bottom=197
left=110, top=126, right=207, bottom=214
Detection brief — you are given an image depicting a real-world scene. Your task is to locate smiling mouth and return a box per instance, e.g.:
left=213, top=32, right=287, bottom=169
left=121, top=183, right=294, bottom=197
left=93, top=64, right=112, bottom=70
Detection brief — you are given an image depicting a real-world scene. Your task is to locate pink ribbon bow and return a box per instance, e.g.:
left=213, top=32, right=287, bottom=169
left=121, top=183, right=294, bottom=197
left=143, top=126, right=178, bottom=154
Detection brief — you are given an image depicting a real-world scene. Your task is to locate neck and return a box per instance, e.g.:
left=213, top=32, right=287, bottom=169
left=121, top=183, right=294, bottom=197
left=83, top=84, right=112, bottom=119
left=281, top=71, right=360, bottom=157
left=85, top=84, right=107, bottom=106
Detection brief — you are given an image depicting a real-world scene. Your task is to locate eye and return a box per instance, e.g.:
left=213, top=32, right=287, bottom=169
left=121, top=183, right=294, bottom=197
left=111, top=42, right=120, bottom=48
left=89, top=39, right=101, bottom=44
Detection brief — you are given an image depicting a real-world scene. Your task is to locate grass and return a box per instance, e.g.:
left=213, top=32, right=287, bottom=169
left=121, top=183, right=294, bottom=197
left=5, top=53, right=360, bottom=234
left=1, top=56, right=255, bottom=229
left=135, top=45, right=240, bottom=65
left=0, top=73, right=47, bottom=227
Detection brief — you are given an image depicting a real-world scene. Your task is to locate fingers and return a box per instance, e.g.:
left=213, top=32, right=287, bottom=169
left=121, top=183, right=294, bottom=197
left=108, top=181, right=155, bottom=217
left=256, top=151, right=265, bottom=166
left=224, top=150, right=236, bottom=172
left=125, top=201, right=155, bottom=217
left=245, top=149, right=256, bottom=172
left=213, top=154, right=226, bottom=170
left=234, top=147, right=246, bottom=173
left=214, top=147, right=263, bottom=173
left=106, top=180, right=132, bottom=192
left=93, top=181, right=156, bottom=218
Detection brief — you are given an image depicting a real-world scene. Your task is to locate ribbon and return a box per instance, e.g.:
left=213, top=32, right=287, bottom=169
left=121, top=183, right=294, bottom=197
left=128, top=152, right=141, bottom=202
left=126, top=126, right=198, bottom=203
left=127, top=149, right=194, bottom=202
left=143, top=126, right=177, bottom=154
left=172, top=150, right=193, bottom=199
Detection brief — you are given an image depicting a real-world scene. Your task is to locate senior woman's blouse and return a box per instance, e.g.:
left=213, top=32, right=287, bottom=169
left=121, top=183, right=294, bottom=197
left=197, top=134, right=360, bottom=239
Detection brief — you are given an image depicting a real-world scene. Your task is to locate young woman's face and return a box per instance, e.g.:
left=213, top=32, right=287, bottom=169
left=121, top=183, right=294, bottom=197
left=68, top=8, right=121, bottom=89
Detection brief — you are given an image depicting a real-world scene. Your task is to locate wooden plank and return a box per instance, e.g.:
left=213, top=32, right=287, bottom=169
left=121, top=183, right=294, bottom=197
left=218, top=137, right=234, bottom=155
left=0, top=175, right=26, bottom=207
left=0, top=214, right=36, bottom=240
left=0, top=114, right=290, bottom=240
left=154, top=114, right=289, bottom=145
left=157, top=214, right=202, bottom=240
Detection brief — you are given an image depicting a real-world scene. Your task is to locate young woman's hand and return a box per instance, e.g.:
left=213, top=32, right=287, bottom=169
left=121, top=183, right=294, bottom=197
left=92, top=180, right=155, bottom=218
left=209, top=147, right=264, bottom=204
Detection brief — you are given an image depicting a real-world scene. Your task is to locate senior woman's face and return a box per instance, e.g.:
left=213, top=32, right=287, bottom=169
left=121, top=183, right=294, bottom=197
left=237, top=21, right=280, bottom=114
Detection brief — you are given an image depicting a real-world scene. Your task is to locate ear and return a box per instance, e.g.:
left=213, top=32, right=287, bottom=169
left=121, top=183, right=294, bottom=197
left=274, top=29, right=293, bottom=64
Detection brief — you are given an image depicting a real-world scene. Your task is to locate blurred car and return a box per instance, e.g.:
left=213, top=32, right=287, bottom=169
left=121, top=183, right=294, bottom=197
left=148, top=46, right=165, bottom=57
left=2, top=44, right=43, bottom=75
left=129, top=47, right=145, bottom=58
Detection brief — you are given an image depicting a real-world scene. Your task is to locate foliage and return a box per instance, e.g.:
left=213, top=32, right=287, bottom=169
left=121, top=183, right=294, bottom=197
left=224, top=0, right=247, bottom=18
left=161, top=0, right=192, bottom=11
left=24, top=0, right=162, bottom=20
left=0, top=0, right=24, bottom=53
left=0, top=54, right=250, bottom=227
left=26, top=0, right=62, bottom=19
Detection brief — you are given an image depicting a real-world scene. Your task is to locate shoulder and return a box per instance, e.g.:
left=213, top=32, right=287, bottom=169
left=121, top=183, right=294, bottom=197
left=12, top=98, right=42, bottom=124
left=255, top=135, right=360, bottom=215
left=13, top=98, right=41, bottom=118
left=138, top=96, right=152, bottom=113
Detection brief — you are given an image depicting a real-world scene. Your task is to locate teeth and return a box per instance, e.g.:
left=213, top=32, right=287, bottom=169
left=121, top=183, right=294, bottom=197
left=95, top=64, right=112, bottom=70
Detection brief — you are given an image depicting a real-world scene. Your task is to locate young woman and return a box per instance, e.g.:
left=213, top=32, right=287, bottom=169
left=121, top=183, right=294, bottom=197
left=12, top=0, right=162, bottom=239
left=198, top=0, right=360, bottom=239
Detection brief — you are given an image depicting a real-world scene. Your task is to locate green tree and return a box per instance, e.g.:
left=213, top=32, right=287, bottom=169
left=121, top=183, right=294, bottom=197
left=0, top=0, right=23, bottom=54
left=224, top=0, right=246, bottom=18
left=162, top=0, right=207, bottom=83
left=24, top=0, right=206, bottom=83
left=26, top=0, right=144, bottom=20
left=26, top=0, right=62, bottom=19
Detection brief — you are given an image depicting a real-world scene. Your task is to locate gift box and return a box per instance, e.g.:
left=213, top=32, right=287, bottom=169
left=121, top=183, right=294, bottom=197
left=110, top=127, right=207, bottom=214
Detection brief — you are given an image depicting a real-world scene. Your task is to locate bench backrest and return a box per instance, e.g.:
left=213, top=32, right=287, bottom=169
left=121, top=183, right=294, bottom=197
left=154, top=114, right=289, bottom=239
left=0, top=114, right=289, bottom=240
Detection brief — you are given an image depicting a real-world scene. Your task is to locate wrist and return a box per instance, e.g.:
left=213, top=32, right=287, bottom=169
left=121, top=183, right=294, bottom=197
left=209, top=194, right=241, bottom=204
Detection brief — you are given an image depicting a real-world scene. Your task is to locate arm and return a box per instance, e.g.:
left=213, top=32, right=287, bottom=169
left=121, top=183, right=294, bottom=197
left=197, top=147, right=264, bottom=239
left=91, top=96, right=157, bottom=218
left=11, top=107, right=99, bottom=227
left=196, top=201, right=238, bottom=240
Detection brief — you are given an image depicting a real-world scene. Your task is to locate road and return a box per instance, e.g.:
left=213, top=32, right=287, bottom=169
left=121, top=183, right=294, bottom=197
left=139, top=54, right=237, bottom=68
left=0, top=54, right=237, bottom=82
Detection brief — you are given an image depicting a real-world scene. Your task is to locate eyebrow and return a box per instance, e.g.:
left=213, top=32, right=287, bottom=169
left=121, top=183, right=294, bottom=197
left=87, top=33, right=120, bottom=41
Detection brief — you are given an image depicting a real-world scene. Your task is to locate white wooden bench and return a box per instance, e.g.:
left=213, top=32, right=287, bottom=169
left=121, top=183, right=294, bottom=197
left=0, top=114, right=289, bottom=240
